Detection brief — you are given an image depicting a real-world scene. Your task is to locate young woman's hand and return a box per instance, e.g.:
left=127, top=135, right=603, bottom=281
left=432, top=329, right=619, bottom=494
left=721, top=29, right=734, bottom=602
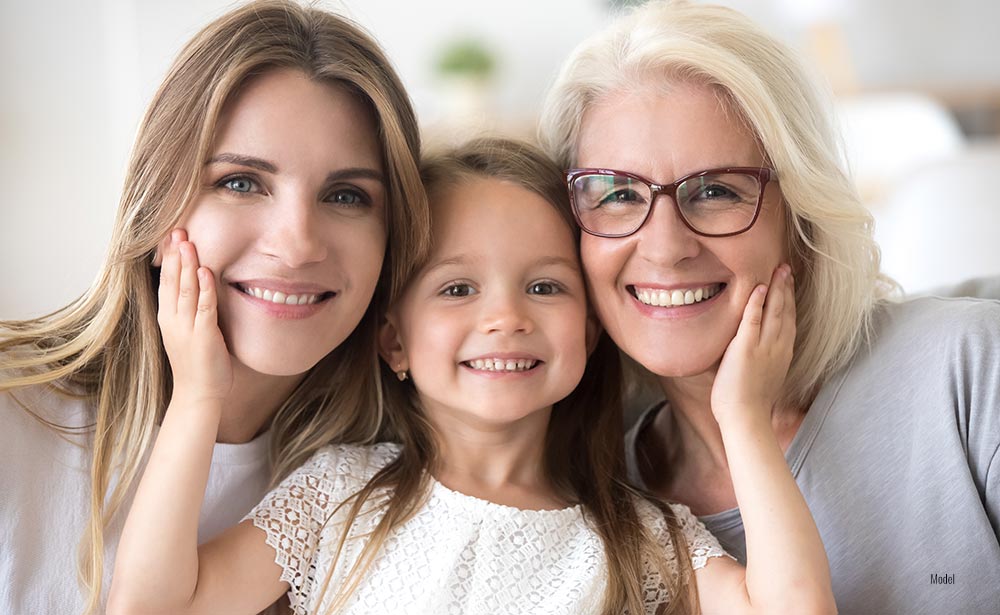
left=157, top=228, right=233, bottom=404
left=711, top=264, right=795, bottom=426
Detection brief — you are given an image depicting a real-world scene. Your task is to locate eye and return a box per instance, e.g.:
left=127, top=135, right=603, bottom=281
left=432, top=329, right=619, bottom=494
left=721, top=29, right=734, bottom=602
left=695, top=184, right=737, bottom=200
left=219, top=176, right=259, bottom=195
left=326, top=187, right=371, bottom=208
left=441, top=282, right=476, bottom=298
left=527, top=280, right=562, bottom=296
left=598, top=188, right=645, bottom=207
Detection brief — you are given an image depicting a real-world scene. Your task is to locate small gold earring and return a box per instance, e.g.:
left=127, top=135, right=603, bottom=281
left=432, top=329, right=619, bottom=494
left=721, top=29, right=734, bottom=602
left=396, top=365, right=408, bottom=381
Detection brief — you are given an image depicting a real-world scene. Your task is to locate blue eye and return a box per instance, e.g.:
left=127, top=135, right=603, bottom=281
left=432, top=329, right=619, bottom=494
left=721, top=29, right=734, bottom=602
left=327, top=188, right=370, bottom=208
left=221, top=176, right=257, bottom=194
left=442, top=283, right=476, bottom=297
left=528, top=281, right=561, bottom=295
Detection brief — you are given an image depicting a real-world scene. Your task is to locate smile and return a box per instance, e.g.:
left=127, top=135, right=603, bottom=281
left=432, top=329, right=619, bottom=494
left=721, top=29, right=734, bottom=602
left=462, top=358, right=539, bottom=372
left=235, top=283, right=334, bottom=306
left=630, top=283, right=724, bottom=307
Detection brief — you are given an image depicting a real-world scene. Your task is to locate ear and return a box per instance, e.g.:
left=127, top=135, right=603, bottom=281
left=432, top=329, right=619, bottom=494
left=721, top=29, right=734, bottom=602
left=377, top=311, right=409, bottom=373
left=584, top=309, right=603, bottom=357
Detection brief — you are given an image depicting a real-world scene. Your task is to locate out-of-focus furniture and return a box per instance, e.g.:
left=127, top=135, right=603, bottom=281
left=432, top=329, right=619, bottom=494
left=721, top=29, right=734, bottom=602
left=873, top=146, right=1000, bottom=294
left=837, top=92, right=966, bottom=203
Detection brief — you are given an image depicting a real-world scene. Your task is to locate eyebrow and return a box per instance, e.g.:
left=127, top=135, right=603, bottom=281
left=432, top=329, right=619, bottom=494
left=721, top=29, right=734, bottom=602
left=206, top=154, right=385, bottom=185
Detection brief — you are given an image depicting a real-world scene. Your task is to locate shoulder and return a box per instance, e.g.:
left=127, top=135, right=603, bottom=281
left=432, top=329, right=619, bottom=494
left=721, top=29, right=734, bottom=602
left=283, top=442, right=402, bottom=497
left=1, top=380, right=93, bottom=428
left=875, top=295, right=999, bottom=337
left=865, top=296, right=1000, bottom=366
left=634, top=497, right=730, bottom=570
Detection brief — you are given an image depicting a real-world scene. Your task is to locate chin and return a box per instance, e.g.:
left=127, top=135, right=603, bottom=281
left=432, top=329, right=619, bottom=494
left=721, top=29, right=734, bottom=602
left=230, top=345, right=327, bottom=378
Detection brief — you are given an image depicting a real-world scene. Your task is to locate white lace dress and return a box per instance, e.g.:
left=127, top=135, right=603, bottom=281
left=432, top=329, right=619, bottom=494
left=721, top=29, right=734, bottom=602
left=247, top=443, right=728, bottom=614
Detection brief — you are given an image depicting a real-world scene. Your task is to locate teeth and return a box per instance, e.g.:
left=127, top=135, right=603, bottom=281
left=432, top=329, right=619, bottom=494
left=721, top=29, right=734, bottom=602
left=466, top=358, right=537, bottom=372
left=242, top=286, right=320, bottom=306
left=634, top=284, right=721, bottom=307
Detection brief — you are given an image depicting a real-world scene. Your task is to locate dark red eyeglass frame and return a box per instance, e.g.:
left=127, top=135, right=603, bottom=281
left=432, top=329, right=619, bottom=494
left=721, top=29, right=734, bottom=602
left=565, top=167, right=777, bottom=238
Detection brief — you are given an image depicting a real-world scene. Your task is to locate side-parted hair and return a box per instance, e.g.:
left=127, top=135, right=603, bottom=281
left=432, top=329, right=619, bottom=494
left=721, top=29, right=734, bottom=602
left=0, top=1, right=429, bottom=612
left=313, top=137, right=697, bottom=615
left=538, top=0, right=894, bottom=408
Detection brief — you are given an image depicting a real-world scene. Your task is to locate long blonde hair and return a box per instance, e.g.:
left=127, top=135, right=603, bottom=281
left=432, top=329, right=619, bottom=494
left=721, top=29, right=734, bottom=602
left=312, top=138, right=697, bottom=614
left=538, top=0, right=894, bottom=408
left=0, top=1, right=429, bottom=612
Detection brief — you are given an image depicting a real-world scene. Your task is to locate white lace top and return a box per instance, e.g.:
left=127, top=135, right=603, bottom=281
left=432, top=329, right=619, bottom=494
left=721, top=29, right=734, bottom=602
left=247, top=443, right=727, bottom=614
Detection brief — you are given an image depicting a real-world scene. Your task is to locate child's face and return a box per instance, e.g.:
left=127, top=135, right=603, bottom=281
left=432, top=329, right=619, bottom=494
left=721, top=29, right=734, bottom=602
left=383, top=177, right=590, bottom=428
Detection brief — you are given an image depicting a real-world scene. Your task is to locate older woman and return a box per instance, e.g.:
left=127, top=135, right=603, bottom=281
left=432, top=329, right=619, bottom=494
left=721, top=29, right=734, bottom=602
left=539, top=1, right=1000, bottom=613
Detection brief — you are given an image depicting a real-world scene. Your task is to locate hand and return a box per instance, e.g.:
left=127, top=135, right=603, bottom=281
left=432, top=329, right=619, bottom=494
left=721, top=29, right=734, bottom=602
left=157, top=229, right=233, bottom=404
left=711, top=264, right=796, bottom=426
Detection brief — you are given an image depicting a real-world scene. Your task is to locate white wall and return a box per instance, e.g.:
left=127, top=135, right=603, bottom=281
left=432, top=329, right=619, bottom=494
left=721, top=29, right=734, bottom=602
left=2, top=0, right=999, bottom=318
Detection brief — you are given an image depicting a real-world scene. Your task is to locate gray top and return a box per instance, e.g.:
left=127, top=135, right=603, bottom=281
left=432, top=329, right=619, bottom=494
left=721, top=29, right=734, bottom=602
left=625, top=296, right=1000, bottom=615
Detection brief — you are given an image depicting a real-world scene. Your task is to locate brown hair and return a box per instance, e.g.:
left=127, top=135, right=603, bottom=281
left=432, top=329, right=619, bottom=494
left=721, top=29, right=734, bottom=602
left=313, top=138, right=696, bottom=614
left=0, top=2, right=429, bottom=611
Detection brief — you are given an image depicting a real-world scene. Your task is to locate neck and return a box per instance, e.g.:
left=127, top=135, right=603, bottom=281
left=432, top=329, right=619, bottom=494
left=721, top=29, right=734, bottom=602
left=427, top=403, right=563, bottom=510
left=214, top=359, right=304, bottom=444
left=655, top=370, right=806, bottom=471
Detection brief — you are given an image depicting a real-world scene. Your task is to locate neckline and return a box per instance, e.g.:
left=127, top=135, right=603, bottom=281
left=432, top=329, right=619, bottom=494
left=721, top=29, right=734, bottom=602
left=631, top=363, right=853, bottom=517
left=428, top=476, right=584, bottom=519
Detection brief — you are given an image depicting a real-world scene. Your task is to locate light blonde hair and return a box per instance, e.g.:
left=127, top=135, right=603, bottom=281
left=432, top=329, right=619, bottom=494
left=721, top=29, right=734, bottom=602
left=0, top=1, right=429, bottom=612
left=312, top=138, right=697, bottom=614
left=538, top=0, right=894, bottom=408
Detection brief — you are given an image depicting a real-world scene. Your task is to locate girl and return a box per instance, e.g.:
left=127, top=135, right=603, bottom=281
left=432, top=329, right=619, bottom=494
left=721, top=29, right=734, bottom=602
left=0, top=2, right=428, bottom=613
left=109, top=138, right=833, bottom=614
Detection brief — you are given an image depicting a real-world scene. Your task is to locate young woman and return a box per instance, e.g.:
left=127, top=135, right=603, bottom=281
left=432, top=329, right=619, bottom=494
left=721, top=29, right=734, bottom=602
left=0, top=2, right=428, bottom=613
left=539, top=1, right=1000, bottom=612
left=108, top=138, right=833, bottom=614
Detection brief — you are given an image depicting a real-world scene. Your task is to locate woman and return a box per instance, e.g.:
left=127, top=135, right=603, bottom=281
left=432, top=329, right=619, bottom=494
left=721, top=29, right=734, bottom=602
left=539, top=1, right=1000, bottom=613
left=0, top=2, right=428, bottom=613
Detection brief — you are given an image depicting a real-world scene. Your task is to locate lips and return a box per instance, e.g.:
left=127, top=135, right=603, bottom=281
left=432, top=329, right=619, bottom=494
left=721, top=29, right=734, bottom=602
left=628, top=283, right=725, bottom=307
left=461, top=357, right=539, bottom=372
left=233, top=281, right=336, bottom=307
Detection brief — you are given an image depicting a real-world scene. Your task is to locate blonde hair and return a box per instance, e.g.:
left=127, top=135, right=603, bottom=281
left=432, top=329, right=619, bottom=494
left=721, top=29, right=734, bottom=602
left=538, top=0, right=894, bottom=407
left=0, top=1, right=429, bottom=611
left=311, top=138, right=696, bottom=614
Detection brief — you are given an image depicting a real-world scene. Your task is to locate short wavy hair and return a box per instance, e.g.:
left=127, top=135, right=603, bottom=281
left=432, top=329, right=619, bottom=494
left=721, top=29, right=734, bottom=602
left=539, top=0, right=893, bottom=406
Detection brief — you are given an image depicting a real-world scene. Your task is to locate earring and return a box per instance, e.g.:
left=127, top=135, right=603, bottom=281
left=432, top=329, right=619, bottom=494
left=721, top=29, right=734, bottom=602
left=396, top=364, right=408, bottom=382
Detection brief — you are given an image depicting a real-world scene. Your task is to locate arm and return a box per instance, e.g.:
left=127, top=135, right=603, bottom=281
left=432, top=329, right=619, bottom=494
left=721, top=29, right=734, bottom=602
left=108, top=229, right=286, bottom=614
left=697, top=265, right=836, bottom=615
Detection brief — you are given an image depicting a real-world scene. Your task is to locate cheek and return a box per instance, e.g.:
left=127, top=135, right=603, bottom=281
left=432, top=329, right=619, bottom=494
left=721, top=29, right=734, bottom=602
left=332, top=218, right=387, bottom=286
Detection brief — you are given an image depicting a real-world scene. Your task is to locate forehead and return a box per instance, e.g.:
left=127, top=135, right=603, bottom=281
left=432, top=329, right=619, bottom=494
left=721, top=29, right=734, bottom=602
left=427, top=177, right=577, bottom=261
left=576, top=82, right=766, bottom=179
left=212, top=68, right=382, bottom=169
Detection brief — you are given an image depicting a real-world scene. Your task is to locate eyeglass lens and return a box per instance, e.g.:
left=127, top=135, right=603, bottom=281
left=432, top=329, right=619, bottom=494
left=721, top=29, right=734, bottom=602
left=571, top=172, right=762, bottom=236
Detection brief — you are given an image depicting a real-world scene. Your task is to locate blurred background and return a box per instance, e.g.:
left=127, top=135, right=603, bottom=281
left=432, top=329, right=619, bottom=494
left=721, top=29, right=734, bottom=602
left=3, top=0, right=999, bottom=319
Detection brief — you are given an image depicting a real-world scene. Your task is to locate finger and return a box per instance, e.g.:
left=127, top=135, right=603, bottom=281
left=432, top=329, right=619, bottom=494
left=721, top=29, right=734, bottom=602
left=157, top=230, right=183, bottom=318
left=735, top=284, right=767, bottom=346
left=760, top=265, right=788, bottom=342
left=194, top=267, right=219, bottom=329
left=176, top=241, right=201, bottom=324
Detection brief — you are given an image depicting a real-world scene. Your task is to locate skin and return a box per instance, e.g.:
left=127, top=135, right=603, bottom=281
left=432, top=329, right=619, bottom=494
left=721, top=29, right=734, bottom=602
left=161, top=68, right=388, bottom=443
left=110, top=160, right=831, bottom=612
left=576, top=82, right=803, bottom=513
left=109, top=67, right=389, bottom=613
left=576, top=82, right=835, bottom=613
left=381, top=178, right=591, bottom=509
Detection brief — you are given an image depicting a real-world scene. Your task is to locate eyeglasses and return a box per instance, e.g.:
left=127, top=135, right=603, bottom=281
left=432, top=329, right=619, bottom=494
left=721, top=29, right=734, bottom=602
left=566, top=167, right=776, bottom=238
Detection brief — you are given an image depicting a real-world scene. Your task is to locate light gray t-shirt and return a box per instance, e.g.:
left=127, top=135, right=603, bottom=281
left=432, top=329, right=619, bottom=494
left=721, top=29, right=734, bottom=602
left=0, top=383, right=271, bottom=614
left=626, top=296, right=1000, bottom=615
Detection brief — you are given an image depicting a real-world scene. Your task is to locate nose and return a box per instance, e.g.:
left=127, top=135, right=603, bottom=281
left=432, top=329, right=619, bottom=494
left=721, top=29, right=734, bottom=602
left=260, top=190, right=328, bottom=267
left=634, top=194, right=702, bottom=265
left=478, top=290, right=534, bottom=335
